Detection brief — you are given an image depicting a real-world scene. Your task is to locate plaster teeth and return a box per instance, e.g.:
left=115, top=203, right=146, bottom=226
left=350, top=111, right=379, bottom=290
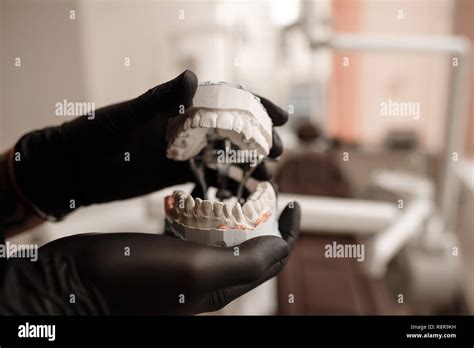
left=173, top=138, right=189, bottom=148
left=232, top=202, right=244, bottom=223
left=248, top=140, right=257, bottom=148
left=248, top=189, right=261, bottom=201
left=223, top=203, right=232, bottom=219
left=175, top=192, right=187, bottom=207
left=200, top=111, right=218, bottom=128
left=168, top=180, right=276, bottom=231
left=213, top=201, right=224, bottom=217
left=183, top=118, right=192, bottom=130
left=242, top=121, right=253, bottom=140
left=217, top=111, right=233, bottom=130
left=232, top=114, right=244, bottom=133
left=169, top=109, right=271, bottom=161
left=266, top=185, right=276, bottom=201
left=176, top=129, right=189, bottom=138
left=191, top=113, right=201, bottom=128
left=185, top=196, right=195, bottom=213
left=194, top=198, right=203, bottom=216
left=252, top=130, right=269, bottom=154
left=202, top=200, right=213, bottom=217
left=261, top=196, right=269, bottom=208
left=167, top=147, right=183, bottom=159
left=199, top=113, right=210, bottom=127
left=252, top=199, right=262, bottom=213
left=243, top=201, right=258, bottom=221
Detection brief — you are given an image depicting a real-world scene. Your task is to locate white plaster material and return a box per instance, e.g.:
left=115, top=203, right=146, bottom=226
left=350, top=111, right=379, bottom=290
left=166, top=82, right=273, bottom=161
left=164, top=82, right=279, bottom=247
left=165, top=182, right=280, bottom=247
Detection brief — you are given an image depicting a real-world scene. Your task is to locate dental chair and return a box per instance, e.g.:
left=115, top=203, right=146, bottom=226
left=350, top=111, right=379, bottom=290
left=275, top=144, right=395, bottom=314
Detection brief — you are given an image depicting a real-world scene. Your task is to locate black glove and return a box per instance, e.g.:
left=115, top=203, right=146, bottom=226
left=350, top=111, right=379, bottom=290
left=0, top=203, right=300, bottom=315
left=13, top=70, right=288, bottom=220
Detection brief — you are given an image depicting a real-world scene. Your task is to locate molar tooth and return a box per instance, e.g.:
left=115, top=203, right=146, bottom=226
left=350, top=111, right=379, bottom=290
left=177, top=129, right=190, bottom=138
left=264, top=190, right=274, bottom=203
left=262, top=139, right=270, bottom=154
left=183, top=117, right=192, bottom=130
left=174, top=191, right=186, bottom=205
left=252, top=130, right=269, bottom=155
left=223, top=203, right=232, bottom=219
left=200, top=111, right=218, bottom=128
left=213, top=201, right=224, bottom=217
left=265, top=184, right=276, bottom=201
left=243, top=201, right=258, bottom=221
left=194, top=198, right=203, bottom=216
left=232, top=202, right=244, bottom=223
left=172, top=203, right=182, bottom=214
left=202, top=200, right=213, bottom=217
left=249, top=188, right=262, bottom=201
left=258, top=193, right=267, bottom=202
left=199, top=111, right=210, bottom=127
left=216, top=111, right=233, bottom=130
left=191, top=113, right=201, bottom=128
left=242, top=121, right=253, bottom=140
left=185, top=196, right=195, bottom=213
left=171, top=193, right=183, bottom=214
left=173, top=137, right=189, bottom=148
left=233, top=114, right=243, bottom=133
left=252, top=199, right=262, bottom=213
left=209, top=112, right=218, bottom=127
left=247, top=139, right=258, bottom=149
left=167, top=147, right=184, bottom=159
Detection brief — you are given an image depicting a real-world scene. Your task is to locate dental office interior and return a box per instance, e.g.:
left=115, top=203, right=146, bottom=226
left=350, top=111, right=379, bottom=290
left=2, top=0, right=473, bottom=315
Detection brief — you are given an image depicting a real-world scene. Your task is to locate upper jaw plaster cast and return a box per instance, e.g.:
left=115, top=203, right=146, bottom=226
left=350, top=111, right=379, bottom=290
left=165, top=82, right=280, bottom=247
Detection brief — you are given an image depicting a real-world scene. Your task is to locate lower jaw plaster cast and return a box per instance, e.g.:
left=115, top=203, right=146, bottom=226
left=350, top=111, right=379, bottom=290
left=164, top=82, right=280, bottom=247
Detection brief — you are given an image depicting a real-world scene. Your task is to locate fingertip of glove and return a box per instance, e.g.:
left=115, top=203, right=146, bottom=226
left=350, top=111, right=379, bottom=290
left=181, top=69, right=198, bottom=87
left=281, top=200, right=301, bottom=220
left=181, top=70, right=198, bottom=103
left=268, top=129, right=283, bottom=159
left=278, top=201, right=301, bottom=248
left=145, top=70, right=198, bottom=109
left=259, top=97, right=289, bottom=127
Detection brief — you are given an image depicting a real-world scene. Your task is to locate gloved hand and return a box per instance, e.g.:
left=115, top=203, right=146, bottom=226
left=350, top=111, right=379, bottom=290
left=12, top=70, right=288, bottom=220
left=0, top=203, right=300, bottom=315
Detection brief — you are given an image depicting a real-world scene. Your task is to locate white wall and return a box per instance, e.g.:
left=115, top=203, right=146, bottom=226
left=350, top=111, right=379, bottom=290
left=1, top=0, right=87, bottom=151
left=76, top=0, right=284, bottom=104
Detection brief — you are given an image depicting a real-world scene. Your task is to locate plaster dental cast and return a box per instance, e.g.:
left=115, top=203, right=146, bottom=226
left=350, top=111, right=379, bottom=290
left=0, top=71, right=301, bottom=315
left=165, top=82, right=280, bottom=246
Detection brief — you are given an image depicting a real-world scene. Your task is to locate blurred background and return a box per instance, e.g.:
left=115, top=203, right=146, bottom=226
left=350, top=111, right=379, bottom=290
left=1, top=0, right=473, bottom=315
